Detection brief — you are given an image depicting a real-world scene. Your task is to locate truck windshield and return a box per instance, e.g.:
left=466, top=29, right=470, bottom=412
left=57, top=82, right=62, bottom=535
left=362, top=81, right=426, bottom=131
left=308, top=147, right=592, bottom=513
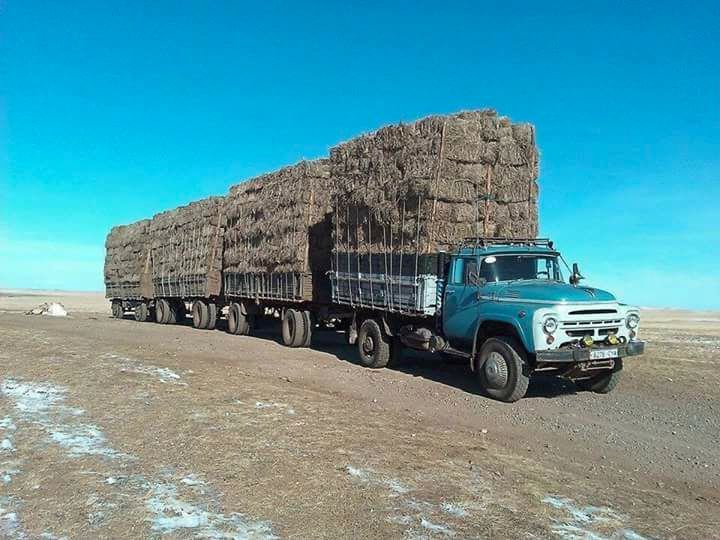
left=480, top=254, right=563, bottom=282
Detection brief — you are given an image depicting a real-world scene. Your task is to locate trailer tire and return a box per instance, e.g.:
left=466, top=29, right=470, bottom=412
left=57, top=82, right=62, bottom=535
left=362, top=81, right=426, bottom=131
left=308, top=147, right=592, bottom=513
left=134, top=303, right=149, bottom=322
left=282, top=309, right=305, bottom=347
left=357, top=318, right=391, bottom=368
left=192, top=300, right=209, bottom=329
left=576, top=358, right=623, bottom=394
left=111, top=301, right=123, bottom=319
left=300, top=310, right=312, bottom=348
left=476, top=336, right=529, bottom=403
left=156, top=299, right=170, bottom=324
left=207, top=303, right=218, bottom=330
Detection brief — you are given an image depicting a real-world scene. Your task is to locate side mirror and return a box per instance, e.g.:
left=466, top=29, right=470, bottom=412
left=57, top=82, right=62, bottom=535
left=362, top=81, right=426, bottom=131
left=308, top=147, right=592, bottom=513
left=569, top=262, right=584, bottom=286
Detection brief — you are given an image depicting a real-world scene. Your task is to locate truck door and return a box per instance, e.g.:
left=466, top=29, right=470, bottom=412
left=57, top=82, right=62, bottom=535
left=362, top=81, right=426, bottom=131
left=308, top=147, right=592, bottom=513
left=443, top=256, right=481, bottom=348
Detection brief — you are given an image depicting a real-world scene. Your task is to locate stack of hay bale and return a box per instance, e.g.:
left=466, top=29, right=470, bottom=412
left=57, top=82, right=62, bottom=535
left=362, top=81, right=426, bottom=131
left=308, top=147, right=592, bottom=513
left=329, top=109, right=539, bottom=274
left=223, top=159, right=333, bottom=274
left=104, top=219, right=151, bottom=298
left=149, top=197, right=225, bottom=297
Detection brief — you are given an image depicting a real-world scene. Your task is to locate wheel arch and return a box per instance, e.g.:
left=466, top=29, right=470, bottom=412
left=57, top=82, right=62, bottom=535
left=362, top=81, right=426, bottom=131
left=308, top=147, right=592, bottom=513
left=471, top=318, right=531, bottom=372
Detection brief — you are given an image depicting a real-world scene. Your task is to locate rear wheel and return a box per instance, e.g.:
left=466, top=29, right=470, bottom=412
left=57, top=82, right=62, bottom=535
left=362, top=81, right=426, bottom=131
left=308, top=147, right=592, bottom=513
left=477, top=336, right=530, bottom=403
left=357, top=318, right=390, bottom=368
left=206, top=303, right=218, bottom=330
left=300, top=310, right=312, bottom=348
left=156, top=299, right=170, bottom=324
left=134, top=303, right=148, bottom=322
left=111, top=301, right=123, bottom=319
left=227, top=302, right=249, bottom=335
left=192, top=300, right=209, bottom=329
left=282, top=309, right=305, bottom=347
left=576, top=358, right=623, bottom=394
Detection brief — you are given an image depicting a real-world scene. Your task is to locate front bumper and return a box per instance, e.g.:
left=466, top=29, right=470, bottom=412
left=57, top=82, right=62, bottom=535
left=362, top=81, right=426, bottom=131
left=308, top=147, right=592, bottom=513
left=535, top=340, right=645, bottom=363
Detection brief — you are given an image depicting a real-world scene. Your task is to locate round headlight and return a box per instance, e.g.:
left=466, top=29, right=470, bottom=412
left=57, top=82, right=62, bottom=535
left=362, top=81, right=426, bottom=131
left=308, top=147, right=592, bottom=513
left=626, top=313, right=640, bottom=329
left=543, top=317, right=558, bottom=334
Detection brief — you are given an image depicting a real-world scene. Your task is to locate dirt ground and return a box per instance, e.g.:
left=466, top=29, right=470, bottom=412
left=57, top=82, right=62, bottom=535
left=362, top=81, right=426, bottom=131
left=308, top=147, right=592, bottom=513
left=1, top=291, right=719, bottom=539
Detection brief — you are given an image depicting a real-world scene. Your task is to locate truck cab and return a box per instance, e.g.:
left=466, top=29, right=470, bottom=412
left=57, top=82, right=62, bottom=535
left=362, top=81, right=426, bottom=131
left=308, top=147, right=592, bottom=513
left=441, top=239, right=645, bottom=402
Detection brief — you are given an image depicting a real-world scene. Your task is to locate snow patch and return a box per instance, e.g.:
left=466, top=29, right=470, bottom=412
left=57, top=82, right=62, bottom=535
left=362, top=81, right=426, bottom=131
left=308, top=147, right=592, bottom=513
left=441, top=502, right=469, bottom=518
left=421, top=517, right=456, bottom=536
left=146, top=480, right=277, bottom=539
left=102, top=354, right=185, bottom=385
left=345, top=464, right=460, bottom=537
left=543, top=496, right=647, bottom=540
left=1, top=379, right=120, bottom=459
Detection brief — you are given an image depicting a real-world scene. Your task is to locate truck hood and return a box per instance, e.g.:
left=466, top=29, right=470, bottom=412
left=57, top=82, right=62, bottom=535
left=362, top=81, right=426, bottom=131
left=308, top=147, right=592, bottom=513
left=494, top=281, right=616, bottom=304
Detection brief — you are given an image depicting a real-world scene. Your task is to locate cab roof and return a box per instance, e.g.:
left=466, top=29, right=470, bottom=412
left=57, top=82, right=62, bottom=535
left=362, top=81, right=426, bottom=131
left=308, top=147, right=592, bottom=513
left=454, top=238, right=559, bottom=257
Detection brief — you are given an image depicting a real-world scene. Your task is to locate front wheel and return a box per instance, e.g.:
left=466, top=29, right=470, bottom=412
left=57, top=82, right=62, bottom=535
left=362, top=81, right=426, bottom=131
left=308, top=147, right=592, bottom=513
left=576, top=358, right=623, bottom=394
left=356, top=318, right=390, bottom=368
left=477, top=336, right=530, bottom=403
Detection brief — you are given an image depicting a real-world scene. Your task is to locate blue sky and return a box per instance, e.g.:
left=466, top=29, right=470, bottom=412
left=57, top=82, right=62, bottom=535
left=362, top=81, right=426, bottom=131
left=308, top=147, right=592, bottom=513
left=1, top=1, right=718, bottom=309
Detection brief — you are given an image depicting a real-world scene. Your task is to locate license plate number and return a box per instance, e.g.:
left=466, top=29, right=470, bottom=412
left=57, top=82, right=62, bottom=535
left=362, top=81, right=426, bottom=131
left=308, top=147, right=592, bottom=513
left=590, top=348, right=618, bottom=360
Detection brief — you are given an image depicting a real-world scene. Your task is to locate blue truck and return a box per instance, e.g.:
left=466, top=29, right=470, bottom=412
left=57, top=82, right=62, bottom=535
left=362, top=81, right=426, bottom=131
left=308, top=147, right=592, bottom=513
left=331, top=238, right=644, bottom=402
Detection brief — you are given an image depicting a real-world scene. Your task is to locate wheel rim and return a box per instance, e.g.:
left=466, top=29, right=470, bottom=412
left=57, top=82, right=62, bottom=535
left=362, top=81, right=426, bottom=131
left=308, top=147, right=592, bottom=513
left=484, top=351, right=509, bottom=389
left=362, top=335, right=375, bottom=359
left=193, top=303, right=201, bottom=327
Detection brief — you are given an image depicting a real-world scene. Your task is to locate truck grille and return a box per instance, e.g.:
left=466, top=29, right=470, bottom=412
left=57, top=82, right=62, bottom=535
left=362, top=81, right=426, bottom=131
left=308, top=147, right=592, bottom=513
left=561, top=318, right=623, bottom=341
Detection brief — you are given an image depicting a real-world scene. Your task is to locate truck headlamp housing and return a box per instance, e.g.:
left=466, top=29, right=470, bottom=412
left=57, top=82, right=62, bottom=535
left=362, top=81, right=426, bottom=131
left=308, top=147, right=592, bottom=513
left=626, top=313, right=640, bottom=329
left=543, top=317, right=558, bottom=334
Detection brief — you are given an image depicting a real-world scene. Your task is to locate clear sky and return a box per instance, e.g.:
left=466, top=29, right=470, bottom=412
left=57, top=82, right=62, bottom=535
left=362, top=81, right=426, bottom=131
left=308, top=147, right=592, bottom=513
left=1, top=1, right=718, bottom=309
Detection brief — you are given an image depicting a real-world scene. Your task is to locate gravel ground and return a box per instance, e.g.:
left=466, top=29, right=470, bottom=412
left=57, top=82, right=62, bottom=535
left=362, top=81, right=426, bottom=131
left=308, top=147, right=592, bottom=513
left=0, top=295, right=718, bottom=539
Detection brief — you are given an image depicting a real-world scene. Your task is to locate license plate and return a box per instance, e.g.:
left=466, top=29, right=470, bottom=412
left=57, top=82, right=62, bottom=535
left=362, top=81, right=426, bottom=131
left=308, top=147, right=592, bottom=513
left=590, top=348, right=618, bottom=360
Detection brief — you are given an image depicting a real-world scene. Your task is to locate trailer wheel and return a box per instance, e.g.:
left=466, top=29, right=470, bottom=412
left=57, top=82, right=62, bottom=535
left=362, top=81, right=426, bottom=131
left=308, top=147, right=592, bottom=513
left=300, top=310, right=312, bottom=348
left=227, top=303, right=249, bottom=335
left=192, top=300, right=209, bottom=329
left=134, top=303, right=149, bottom=322
left=357, top=318, right=391, bottom=368
left=156, top=299, right=170, bottom=324
left=476, top=336, right=529, bottom=403
left=111, top=301, right=123, bottom=319
left=282, top=309, right=305, bottom=347
left=206, top=303, right=218, bottom=330
left=576, top=358, right=623, bottom=394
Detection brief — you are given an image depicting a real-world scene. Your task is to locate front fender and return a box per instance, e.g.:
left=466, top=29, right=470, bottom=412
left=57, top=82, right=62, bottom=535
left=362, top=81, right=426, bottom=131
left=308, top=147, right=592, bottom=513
left=470, top=313, right=534, bottom=370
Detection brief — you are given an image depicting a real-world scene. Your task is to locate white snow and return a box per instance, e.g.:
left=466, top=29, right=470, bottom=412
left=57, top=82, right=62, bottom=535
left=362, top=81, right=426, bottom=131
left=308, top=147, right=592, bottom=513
left=1, top=379, right=119, bottom=459
left=543, top=496, right=647, bottom=540
left=146, top=481, right=277, bottom=539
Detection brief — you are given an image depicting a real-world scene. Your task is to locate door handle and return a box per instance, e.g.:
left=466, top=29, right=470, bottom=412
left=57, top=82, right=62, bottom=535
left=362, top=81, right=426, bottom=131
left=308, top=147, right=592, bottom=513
left=446, top=290, right=455, bottom=295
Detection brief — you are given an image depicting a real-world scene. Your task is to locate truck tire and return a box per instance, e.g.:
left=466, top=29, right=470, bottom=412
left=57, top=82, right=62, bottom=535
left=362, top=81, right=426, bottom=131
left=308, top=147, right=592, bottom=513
left=156, top=299, right=170, bottom=324
left=357, top=318, right=391, bottom=368
left=300, top=310, right=312, bottom=348
left=192, top=300, right=209, bottom=329
left=281, top=309, right=305, bottom=347
left=111, top=301, right=123, bottom=319
left=207, top=303, right=218, bottom=330
left=134, top=303, right=149, bottom=322
left=227, top=303, right=250, bottom=335
left=576, top=358, right=623, bottom=394
left=477, top=336, right=530, bottom=403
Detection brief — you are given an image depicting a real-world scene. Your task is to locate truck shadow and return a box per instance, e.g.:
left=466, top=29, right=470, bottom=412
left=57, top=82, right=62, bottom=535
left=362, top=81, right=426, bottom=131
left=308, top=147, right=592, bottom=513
left=160, top=317, right=580, bottom=401
left=307, top=330, right=579, bottom=400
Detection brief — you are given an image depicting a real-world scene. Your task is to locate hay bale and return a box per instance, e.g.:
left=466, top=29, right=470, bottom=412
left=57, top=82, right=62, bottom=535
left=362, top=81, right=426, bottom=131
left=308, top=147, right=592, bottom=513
left=149, top=197, right=225, bottom=297
left=223, top=159, right=333, bottom=275
left=104, top=219, right=151, bottom=298
left=330, top=110, right=539, bottom=261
